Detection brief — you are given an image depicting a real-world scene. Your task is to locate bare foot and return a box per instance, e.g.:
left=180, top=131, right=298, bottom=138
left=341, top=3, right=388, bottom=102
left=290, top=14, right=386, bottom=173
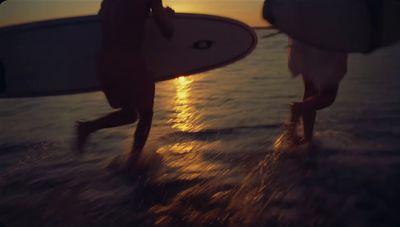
left=75, top=121, right=91, bottom=153
left=125, top=148, right=142, bottom=167
left=283, top=122, right=301, bottom=143
left=108, top=152, right=143, bottom=175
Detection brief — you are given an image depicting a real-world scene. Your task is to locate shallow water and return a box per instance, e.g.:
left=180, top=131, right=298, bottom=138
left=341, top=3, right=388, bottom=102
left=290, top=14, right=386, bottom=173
left=1, top=30, right=400, bottom=227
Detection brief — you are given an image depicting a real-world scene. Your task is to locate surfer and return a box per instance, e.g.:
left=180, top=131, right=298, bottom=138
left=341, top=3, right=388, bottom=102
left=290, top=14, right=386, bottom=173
left=75, top=0, right=174, bottom=161
left=286, top=38, right=348, bottom=143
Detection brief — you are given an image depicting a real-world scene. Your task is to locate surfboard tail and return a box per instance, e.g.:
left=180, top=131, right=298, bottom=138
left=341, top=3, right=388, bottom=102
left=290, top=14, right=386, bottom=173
left=263, top=0, right=400, bottom=53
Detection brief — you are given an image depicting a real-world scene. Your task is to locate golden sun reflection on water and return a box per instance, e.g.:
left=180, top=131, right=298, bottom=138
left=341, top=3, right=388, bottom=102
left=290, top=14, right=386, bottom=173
left=157, top=76, right=224, bottom=180
left=156, top=141, right=224, bottom=181
left=168, top=76, right=202, bottom=132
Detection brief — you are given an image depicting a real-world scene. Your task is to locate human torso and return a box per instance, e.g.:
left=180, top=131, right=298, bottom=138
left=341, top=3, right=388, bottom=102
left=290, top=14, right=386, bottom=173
left=99, top=0, right=151, bottom=50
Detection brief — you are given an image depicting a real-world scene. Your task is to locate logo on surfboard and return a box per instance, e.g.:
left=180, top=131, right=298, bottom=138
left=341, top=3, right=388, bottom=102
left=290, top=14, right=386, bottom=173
left=192, top=40, right=214, bottom=50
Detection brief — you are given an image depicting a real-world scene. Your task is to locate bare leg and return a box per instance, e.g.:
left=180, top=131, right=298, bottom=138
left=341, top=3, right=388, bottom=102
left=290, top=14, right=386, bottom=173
left=287, top=79, right=317, bottom=142
left=298, top=86, right=338, bottom=111
left=295, top=81, right=339, bottom=142
left=127, top=72, right=155, bottom=164
left=125, top=109, right=154, bottom=166
left=302, top=79, right=317, bottom=142
left=132, top=109, right=153, bottom=152
left=302, top=109, right=316, bottom=142
left=76, top=108, right=138, bottom=152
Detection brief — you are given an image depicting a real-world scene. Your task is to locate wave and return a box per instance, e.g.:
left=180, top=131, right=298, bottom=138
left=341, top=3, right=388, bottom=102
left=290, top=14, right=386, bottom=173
left=161, top=123, right=281, bottom=141
left=0, top=141, right=54, bottom=157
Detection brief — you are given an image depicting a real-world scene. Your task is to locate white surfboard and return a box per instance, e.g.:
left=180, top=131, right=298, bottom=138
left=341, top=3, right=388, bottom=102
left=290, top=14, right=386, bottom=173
left=0, top=13, right=257, bottom=97
left=263, top=0, right=400, bottom=53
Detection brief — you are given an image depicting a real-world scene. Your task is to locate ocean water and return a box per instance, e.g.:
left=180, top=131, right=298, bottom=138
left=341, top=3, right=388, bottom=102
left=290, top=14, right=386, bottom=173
left=1, top=30, right=400, bottom=227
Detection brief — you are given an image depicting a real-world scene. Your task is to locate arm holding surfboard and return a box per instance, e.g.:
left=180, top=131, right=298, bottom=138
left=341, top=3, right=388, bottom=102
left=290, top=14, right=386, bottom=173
left=149, top=0, right=174, bottom=39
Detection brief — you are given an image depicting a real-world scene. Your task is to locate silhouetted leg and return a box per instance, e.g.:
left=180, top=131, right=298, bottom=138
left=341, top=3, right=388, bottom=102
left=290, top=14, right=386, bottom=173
left=297, top=83, right=338, bottom=142
left=133, top=109, right=153, bottom=152
left=76, top=108, right=138, bottom=152
left=131, top=70, right=155, bottom=151
left=302, top=79, right=317, bottom=142
left=124, top=108, right=154, bottom=167
left=301, top=85, right=338, bottom=111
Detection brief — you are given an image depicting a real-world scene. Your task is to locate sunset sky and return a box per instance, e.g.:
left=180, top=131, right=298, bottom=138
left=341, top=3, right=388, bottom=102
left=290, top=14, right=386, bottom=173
left=0, top=0, right=269, bottom=27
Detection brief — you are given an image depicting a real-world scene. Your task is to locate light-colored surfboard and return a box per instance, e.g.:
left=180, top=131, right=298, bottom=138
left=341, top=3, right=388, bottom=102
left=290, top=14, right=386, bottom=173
left=263, top=0, right=400, bottom=53
left=0, top=13, right=257, bottom=97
